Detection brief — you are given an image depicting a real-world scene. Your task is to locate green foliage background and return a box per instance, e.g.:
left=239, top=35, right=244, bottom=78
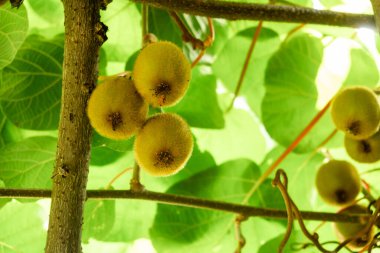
left=0, top=0, right=379, bottom=252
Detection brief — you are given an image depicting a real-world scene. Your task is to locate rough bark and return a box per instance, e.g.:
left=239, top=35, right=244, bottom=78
left=45, top=1, right=102, bottom=252
left=135, top=0, right=375, bottom=29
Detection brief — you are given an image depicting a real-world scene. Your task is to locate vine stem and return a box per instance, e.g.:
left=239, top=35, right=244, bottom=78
left=242, top=99, right=332, bottom=204
left=0, top=188, right=371, bottom=223
left=227, top=20, right=264, bottom=112
left=135, top=0, right=375, bottom=28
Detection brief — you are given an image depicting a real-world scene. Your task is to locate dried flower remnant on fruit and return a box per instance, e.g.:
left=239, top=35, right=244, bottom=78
left=155, top=150, right=175, bottom=168
left=107, top=112, right=122, bottom=131
left=133, top=41, right=191, bottom=107
left=134, top=113, right=193, bottom=176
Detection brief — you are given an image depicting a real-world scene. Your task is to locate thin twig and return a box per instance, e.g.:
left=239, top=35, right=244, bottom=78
left=234, top=214, right=247, bottom=253
left=272, top=170, right=294, bottom=253
left=169, top=11, right=204, bottom=49
left=130, top=163, right=145, bottom=192
left=0, top=188, right=371, bottom=223
left=106, top=167, right=133, bottom=189
left=142, top=4, right=149, bottom=45
left=227, top=20, right=264, bottom=112
left=134, top=0, right=375, bottom=29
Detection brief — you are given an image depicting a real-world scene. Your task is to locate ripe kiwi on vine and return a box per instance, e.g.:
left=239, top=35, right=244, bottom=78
left=134, top=113, right=193, bottom=176
left=334, top=204, right=375, bottom=250
left=133, top=41, right=191, bottom=107
left=331, top=86, right=380, bottom=140
left=315, top=160, right=361, bottom=206
left=87, top=74, right=149, bottom=140
left=344, top=130, right=380, bottom=163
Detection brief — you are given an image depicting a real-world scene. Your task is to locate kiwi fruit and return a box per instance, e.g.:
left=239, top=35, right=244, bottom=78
left=134, top=113, right=193, bottom=176
left=334, top=204, right=375, bottom=250
left=315, top=160, right=361, bottom=206
left=133, top=41, right=191, bottom=107
left=345, top=130, right=380, bottom=163
left=87, top=75, right=148, bottom=140
left=331, top=86, right=380, bottom=140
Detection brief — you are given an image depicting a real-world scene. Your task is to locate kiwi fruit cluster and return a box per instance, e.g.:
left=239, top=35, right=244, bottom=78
left=331, top=86, right=380, bottom=163
left=87, top=40, right=193, bottom=177
left=313, top=86, right=380, bottom=248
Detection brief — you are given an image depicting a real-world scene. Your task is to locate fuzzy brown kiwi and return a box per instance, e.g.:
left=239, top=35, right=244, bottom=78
left=331, top=86, right=380, bottom=140
left=87, top=74, right=148, bottom=140
left=315, top=160, right=361, bottom=206
left=345, top=130, right=380, bottom=163
left=334, top=204, right=375, bottom=250
left=134, top=113, right=193, bottom=176
left=133, top=41, right=191, bottom=107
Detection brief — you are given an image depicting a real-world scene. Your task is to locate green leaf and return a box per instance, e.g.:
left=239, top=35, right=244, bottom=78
left=151, top=159, right=285, bottom=252
left=167, top=66, right=224, bottom=128
left=0, top=3, right=28, bottom=69
left=92, top=131, right=134, bottom=152
left=90, top=146, right=125, bottom=166
left=0, top=201, right=46, bottom=252
left=193, top=108, right=266, bottom=164
left=83, top=199, right=116, bottom=243
left=213, top=27, right=281, bottom=118
left=0, top=136, right=56, bottom=188
left=262, top=33, right=335, bottom=153
left=103, top=200, right=157, bottom=242
left=0, top=179, right=10, bottom=208
left=0, top=34, right=63, bottom=130
left=148, top=7, right=183, bottom=46
left=342, top=48, right=379, bottom=87
left=102, top=2, right=141, bottom=63
left=27, top=0, right=63, bottom=24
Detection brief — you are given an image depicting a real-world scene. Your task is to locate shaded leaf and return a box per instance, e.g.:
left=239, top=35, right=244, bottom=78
left=83, top=199, right=116, bottom=243
left=262, top=34, right=335, bottom=153
left=0, top=136, right=56, bottom=188
left=0, top=201, right=45, bottom=252
left=0, top=3, right=28, bottom=69
left=213, top=27, right=281, bottom=118
left=151, top=159, right=285, bottom=253
left=167, top=66, right=224, bottom=129
left=193, top=108, right=266, bottom=164
left=0, top=34, right=63, bottom=130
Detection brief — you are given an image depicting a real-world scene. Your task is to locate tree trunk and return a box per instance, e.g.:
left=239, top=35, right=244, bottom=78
left=45, top=1, right=102, bottom=252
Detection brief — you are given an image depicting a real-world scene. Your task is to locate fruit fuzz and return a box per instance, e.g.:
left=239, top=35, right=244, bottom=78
left=87, top=75, right=148, bottom=140
left=315, top=160, right=361, bottom=206
left=133, top=41, right=191, bottom=107
left=134, top=113, right=193, bottom=176
left=331, top=86, right=380, bottom=140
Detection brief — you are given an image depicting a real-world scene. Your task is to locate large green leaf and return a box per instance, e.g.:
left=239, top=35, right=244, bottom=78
left=0, top=34, right=63, bottom=130
left=27, top=0, right=64, bottom=24
left=193, top=108, right=266, bottom=164
left=167, top=66, right=224, bottom=129
left=0, top=3, right=28, bottom=69
left=342, top=47, right=379, bottom=87
left=151, top=159, right=285, bottom=253
left=0, top=201, right=46, bottom=252
left=83, top=199, right=116, bottom=243
left=262, top=34, right=335, bottom=153
left=0, top=136, right=56, bottom=188
left=148, top=7, right=183, bottom=46
left=102, top=2, right=141, bottom=63
left=213, top=27, right=281, bottom=118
